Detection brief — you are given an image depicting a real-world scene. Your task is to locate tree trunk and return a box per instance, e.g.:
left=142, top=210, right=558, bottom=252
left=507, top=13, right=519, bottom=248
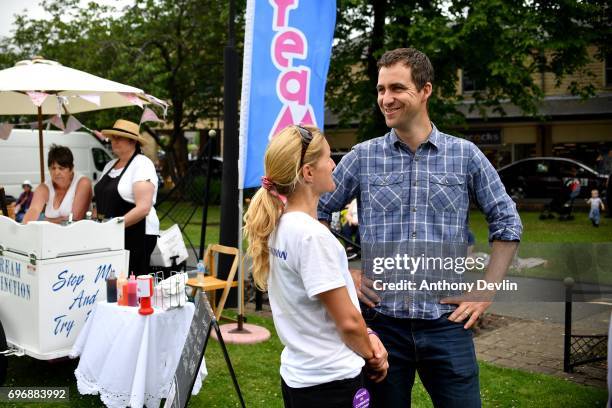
left=171, top=102, right=189, bottom=178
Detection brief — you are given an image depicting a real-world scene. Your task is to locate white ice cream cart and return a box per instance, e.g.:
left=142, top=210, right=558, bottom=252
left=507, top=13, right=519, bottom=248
left=0, top=216, right=128, bottom=382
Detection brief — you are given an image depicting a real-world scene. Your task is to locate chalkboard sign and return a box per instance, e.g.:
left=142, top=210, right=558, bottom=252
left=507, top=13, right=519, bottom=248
left=167, top=291, right=214, bottom=408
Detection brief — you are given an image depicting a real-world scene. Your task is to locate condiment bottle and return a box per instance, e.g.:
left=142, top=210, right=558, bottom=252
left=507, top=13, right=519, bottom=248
left=106, top=269, right=117, bottom=302
left=117, top=272, right=128, bottom=306
left=127, top=273, right=138, bottom=306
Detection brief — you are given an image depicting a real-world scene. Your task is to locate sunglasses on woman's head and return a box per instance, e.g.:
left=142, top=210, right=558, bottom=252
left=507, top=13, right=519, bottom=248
left=296, top=125, right=313, bottom=167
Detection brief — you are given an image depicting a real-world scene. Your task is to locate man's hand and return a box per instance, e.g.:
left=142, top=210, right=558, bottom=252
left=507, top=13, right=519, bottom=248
left=365, top=332, right=388, bottom=383
left=349, top=268, right=380, bottom=308
left=440, top=291, right=494, bottom=329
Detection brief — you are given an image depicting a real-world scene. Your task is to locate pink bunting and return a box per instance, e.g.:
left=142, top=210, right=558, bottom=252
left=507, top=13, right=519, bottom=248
left=64, top=115, right=83, bottom=134
left=79, top=94, right=101, bottom=106
left=93, top=130, right=105, bottom=141
left=120, top=92, right=144, bottom=108
left=26, top=91, right=49, bottom=107
left=140, top=107, right=163, bottom=124
left=49, top=115, right=65, bottom=130
left=0, top=123, right=14, bottom=140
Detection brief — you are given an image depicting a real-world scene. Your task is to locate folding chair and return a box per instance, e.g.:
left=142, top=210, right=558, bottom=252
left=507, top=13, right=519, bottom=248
left=186, top=244, right=241, bottom=320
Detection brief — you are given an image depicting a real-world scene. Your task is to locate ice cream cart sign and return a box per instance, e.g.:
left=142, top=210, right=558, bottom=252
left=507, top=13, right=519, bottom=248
left=0, top=252, right=119, bottom=357
left=49, top=263, right=112, bottom=338
left=0, top=258, right=31, bottom=300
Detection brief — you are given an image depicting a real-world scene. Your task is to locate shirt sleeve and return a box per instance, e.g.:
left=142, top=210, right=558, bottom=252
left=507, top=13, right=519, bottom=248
left=317, top=148, right=361, bottom=222
left=131, top=156, right=158, bottom=185
left=299, top=232, right=347, bottom=299
left=467, top=143, right=523, bottom=242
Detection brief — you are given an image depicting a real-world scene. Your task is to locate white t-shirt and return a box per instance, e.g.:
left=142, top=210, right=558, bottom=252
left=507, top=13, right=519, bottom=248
left=101, top=155, right=159, bottom=235
left=588, top=197, right=602, bottom=211
left=267, top=211, right=364, bottom=388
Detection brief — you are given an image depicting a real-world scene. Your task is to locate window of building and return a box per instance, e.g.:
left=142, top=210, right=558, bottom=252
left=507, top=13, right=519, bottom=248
left=606, top=53, right=612, bottom=88
left=462, top=70, right=483, bottom=93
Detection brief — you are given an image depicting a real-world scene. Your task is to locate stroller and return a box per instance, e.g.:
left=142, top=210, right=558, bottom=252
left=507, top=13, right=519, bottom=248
left=540, top=177, right=581, bottom=221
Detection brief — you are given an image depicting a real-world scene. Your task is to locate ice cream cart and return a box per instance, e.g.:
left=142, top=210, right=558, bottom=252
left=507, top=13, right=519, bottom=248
left=0, top=215, right=128, bottom=382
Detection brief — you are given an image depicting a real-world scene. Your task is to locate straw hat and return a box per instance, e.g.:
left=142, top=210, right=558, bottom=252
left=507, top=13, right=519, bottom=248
left=101, top=119, right=147, bottom=145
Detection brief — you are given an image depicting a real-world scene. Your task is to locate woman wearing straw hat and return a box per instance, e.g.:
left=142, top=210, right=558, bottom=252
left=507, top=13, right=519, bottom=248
left=244, top=125, right=388, bottom=407
left=23, top=145, right=92, bottom=224
left=94, top=119, right=159, bottom=275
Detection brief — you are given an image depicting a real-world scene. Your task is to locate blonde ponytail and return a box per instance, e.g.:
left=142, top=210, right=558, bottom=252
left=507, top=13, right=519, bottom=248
left=243, top=125, right=326, bottom=290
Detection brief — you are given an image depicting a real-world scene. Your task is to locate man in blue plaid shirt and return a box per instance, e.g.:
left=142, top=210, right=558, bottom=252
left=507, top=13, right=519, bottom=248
left=318, top=48, right=522, bottom=407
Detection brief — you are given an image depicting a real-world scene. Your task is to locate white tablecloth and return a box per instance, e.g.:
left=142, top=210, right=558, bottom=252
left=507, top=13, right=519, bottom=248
left=70, top=302, right=207, bottom=408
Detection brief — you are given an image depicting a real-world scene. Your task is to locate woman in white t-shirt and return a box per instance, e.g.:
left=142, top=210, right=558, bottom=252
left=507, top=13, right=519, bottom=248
left=94, top=119, right=159, bottom=275
left=244, top=125, right=388, bottom=407
left=23, top=145, right=92, bottom=224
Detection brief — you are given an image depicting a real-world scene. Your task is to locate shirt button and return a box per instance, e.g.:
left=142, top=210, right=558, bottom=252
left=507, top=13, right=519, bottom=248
left=412, top=232, right=417, bottom=238
left=415, top=157, right=419, bottom=162
left=413, top=181, right=417, bottom=187
left=412, top=207, right=417, bottom=212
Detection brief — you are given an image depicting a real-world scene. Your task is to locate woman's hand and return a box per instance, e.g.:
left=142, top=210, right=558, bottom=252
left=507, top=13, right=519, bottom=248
left=365, top=332, right=388, bottom=383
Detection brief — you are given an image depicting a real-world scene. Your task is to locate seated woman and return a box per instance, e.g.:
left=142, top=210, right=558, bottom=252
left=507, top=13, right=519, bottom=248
left=14, top=180, right=33, bottom=222
left=23, top=145, right=92, bottom=224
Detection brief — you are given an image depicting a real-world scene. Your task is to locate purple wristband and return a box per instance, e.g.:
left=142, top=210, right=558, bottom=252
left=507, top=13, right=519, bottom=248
left=367, top=328, right=378, bottom=337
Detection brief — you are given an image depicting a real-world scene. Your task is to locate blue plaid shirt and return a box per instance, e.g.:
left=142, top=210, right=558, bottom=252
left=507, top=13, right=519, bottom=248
left=318, top=125, right=522, bottom=319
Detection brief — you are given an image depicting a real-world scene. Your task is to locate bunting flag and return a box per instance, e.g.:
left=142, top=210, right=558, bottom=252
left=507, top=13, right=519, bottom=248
left=64, top=115, right=83, bottom=134
left=238, top=0, right=337, bottom=188
left=79, top=94, right=101, bottom=106
left=49, top=115, right=65, bottom=131
left=0, top=123, right=14, bottom=140
left=93, top=130, right=106, bottom=141
left=145, top=94, right=169, bottom=117
left=120, top=92, right=144, bottom=108
left=140, top=107, right=163, bottom=124
left=26, top=91, right=49, bottom=107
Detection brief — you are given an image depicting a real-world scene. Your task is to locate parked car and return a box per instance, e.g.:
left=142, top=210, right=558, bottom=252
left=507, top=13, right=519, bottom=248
left=497, top=157, right=608, bottom=200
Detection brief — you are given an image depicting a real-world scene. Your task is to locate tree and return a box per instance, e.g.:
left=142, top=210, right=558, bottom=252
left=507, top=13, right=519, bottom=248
left=3, top=0, right=238, bottom=178
left=328, top=0, right=612, bottom=141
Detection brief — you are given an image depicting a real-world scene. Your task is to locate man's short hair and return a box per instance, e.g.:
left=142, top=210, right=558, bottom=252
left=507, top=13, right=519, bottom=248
left=47, top=144, right=74, bottom=169
left=377, top=48, right=434, bottom=91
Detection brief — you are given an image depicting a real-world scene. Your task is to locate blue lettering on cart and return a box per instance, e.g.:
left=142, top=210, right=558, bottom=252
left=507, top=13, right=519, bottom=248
left=0, top=275, right=31, bottom=300
left=94, top=264, right=113, bottom=283
left=270, top=247, right=287, bottom=260
left=52, top=270, right=85, bottom=292
left=0, top=257, right=22, bottom=279
left=69, top=288, right=99, bottom=310
left=53, top=314, right=75, bottom=338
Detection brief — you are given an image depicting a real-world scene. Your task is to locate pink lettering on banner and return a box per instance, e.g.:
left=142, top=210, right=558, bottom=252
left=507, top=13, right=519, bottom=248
left=271, top=0, right=298, bottom=29
left=279, top=69, right=308, bottom=105
left=272, top=29, right=306, bottom=68
left=269, top=0, right=316, bottom=140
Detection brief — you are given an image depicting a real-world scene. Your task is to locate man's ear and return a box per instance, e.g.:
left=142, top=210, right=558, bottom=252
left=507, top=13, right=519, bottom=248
left=421, top=82, right=433, bottom=102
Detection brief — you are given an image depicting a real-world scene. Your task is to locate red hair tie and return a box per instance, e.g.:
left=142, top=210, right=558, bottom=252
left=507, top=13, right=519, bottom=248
left=261, top=176, right=287, bottom=205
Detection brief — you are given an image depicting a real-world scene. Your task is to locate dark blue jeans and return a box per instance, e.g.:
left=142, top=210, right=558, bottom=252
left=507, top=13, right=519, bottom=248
left=364, top=308, right=481, bottom=408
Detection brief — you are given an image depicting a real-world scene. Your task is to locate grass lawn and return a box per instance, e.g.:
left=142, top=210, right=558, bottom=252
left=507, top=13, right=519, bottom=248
left=3, top=312, right=606, bottom=407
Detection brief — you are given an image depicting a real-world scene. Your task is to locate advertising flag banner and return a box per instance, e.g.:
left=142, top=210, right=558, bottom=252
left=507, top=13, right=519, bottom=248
left=239, top=0, right=336, bottom=189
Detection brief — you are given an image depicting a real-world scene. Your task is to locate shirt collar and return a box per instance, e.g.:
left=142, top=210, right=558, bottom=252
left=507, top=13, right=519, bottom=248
left=389, top=123, right=441, bottom=151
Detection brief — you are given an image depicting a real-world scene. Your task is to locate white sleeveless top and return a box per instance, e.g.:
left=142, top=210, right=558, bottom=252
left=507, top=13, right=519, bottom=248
left=44, top=174, right=85, bottom=219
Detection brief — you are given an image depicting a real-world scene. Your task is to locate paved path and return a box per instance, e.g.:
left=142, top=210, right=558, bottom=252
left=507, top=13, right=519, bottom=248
left=475, top=315, right=608, bottom=388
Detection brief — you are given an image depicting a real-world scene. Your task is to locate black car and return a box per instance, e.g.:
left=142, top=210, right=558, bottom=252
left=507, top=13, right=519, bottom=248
left=497, top=157, right=608, bottom=200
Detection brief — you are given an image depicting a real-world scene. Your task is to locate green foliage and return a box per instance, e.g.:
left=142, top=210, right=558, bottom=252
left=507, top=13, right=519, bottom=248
left=328, top=0, right=612, bottom=141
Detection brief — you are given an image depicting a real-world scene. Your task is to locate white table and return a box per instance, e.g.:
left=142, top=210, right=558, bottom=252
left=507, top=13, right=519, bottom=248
left=70, top=302, right=207, bottom=408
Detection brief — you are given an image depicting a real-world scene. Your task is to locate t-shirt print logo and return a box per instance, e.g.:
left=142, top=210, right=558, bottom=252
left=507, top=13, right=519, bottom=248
left=269, top=247, right=288, bottom=260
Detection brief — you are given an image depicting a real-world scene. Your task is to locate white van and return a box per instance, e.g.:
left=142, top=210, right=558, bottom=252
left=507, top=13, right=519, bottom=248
left=0, top=128, right=113, bottom=198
